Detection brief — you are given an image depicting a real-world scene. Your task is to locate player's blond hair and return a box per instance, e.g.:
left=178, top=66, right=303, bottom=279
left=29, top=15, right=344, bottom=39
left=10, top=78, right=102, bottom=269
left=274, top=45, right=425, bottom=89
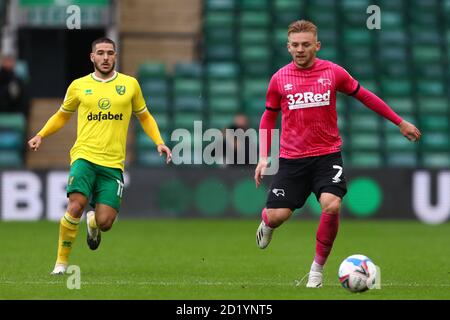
left=288, top=20, right=318, bottom=37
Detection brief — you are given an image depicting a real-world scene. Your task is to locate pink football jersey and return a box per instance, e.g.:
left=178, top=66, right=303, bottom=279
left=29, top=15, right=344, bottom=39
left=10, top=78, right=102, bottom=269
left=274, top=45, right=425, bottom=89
left=266, top=58, right=359, bottom=158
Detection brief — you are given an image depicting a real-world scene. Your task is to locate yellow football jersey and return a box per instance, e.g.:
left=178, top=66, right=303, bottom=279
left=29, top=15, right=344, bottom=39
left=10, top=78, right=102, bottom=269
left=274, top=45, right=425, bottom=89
left=61, top=72, right=147, bottom=171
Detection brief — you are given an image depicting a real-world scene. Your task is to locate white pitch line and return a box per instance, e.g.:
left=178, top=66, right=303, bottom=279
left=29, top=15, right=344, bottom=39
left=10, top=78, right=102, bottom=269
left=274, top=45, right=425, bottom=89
left=0, top=280, right=449, bottom=288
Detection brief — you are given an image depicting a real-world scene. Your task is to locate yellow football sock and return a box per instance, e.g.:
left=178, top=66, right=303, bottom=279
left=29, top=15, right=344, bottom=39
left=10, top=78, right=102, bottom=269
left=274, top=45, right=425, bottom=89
left=55, top=212, right=80, bottom=265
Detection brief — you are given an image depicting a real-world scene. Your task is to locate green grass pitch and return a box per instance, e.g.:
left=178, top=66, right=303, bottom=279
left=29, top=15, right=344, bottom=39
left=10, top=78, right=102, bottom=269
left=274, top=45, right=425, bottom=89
left=0, top=219, right=449, bottom=300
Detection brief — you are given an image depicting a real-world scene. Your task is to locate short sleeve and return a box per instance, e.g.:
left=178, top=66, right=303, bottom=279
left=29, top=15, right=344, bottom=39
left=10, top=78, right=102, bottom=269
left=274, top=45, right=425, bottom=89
left=132, top=78, right=147, bottom=114
left=266, top=74, right=282, bottom=110
left=60, top=80, right=80, bottom=113
left=333, top=64, right=360, bottom=95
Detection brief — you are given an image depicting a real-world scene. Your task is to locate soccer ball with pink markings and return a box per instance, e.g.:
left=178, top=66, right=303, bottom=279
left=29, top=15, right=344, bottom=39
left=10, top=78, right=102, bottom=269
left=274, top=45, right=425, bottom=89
left=338, top=254, right=377, bottom=292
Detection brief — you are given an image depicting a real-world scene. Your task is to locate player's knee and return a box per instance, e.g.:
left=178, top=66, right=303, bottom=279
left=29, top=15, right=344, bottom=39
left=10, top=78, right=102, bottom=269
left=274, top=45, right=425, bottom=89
left=97, top=217, right=115, bottom=231
left=67, top=201, right=85, bottom=217
left=322, top=198, right=341, bottom=214
left=267, top=208, right=291, bottom=227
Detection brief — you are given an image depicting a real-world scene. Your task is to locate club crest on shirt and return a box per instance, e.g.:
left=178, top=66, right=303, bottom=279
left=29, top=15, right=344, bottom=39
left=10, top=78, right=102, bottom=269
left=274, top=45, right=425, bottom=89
left=318, top=78, right=331, bottom=86
left=116, top=85, right=126, bottom=95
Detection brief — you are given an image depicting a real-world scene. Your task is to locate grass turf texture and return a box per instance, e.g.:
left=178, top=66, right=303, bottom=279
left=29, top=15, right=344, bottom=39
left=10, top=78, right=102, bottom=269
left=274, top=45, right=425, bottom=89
left=0, top=219, right=449, bottom=299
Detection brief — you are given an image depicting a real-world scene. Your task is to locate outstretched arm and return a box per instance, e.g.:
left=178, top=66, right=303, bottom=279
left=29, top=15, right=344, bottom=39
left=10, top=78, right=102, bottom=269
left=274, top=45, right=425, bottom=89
left=255, top=109, right=279, bottom=187
left=28, top=110, right=72, bottom=151
left=353, top=87, right=421, bottom=142
left=136, top=110, right=171, bottom=163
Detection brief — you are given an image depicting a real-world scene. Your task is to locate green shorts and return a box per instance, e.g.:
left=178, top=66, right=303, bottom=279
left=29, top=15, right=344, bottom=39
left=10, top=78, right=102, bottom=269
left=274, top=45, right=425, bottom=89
left=67, top=158, right=124, bottom=211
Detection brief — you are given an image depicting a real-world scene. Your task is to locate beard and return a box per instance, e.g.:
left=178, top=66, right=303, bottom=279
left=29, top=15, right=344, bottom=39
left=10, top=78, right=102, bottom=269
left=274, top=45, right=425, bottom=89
left=94, top=61, right=115, bottom=75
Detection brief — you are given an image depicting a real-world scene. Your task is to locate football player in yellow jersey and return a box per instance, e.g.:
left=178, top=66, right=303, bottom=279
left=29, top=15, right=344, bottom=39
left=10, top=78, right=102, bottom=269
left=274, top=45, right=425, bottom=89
left=28, top=37, right=172, bottom=275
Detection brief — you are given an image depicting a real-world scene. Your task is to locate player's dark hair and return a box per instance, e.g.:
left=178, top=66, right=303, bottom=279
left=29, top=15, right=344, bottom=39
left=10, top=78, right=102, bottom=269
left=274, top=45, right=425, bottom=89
left=91, top=37, right=116, bottom=52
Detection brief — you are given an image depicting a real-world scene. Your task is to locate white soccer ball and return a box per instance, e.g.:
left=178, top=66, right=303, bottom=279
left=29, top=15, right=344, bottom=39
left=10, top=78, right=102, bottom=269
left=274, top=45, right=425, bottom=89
left=338, top=254, right=377, bottom=293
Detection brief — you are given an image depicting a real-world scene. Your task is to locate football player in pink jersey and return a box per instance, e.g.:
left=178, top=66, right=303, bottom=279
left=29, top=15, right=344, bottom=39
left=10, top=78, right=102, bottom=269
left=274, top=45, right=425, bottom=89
left=254, top=20, right=421, bottom=288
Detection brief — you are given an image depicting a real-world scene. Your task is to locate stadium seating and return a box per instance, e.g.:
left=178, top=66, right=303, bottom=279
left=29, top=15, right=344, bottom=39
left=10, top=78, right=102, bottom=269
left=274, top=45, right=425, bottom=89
left=0, top=113, right=26, bottom=168
left=134, top=0, right=450, bottom=169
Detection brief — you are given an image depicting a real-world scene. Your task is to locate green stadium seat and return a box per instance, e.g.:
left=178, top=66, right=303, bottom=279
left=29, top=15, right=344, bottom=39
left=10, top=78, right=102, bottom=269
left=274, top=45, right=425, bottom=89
left=376, top=0, right=405, bottom=10
left=173, top=112, right=204, bottom=131
left=209, top=113, right=235, bottom=129
left=348, top=64, right=376, bottom=80
left=239, top=11, right=270, bottom=28
left=317, top=47, right=338, bottom=61
left=351, top=133, right=381, bottom=150
left=349, top=113, right=380, bottom=131
left=378, top=47, right=408, bottom=62
left=137, top=63, right=166, bottom=79
left=421, top=153, right=450, bottom=168
left=343, top=29, right=373, bottom=46
left=244, top=96, right=266, bottom=115
left=378, top=30, right=408, bottom=45
left=419, top=115, right=449, bottom=131
left=173, top=78, right=202, bottom=96
left=137, top=151, right=167, bottom=166
left=0, top=131, right=22, bottom=150
left=204, top=11, right=235, bottom=28
left=206, top=63, right=239, bottom=78
left=204, top=0, right=235, bottom=11
left=209, top=96, right=240, bottom=113
left=141, top=79, right=169, bottom=96
left=412, top=46, right=442, bottom=62
left=174, top=96, right=204, bottom=112
left=205, top=27, right=234, bottom=43
left=273, top=0, right=303, bottom=11
left=0, top=113, right=26, bottom=131
left=174, top=62, right=203, bottom=78
left=342, top=10, right=367, bottom=26
left=341, top=0, right=370, bottom=10
left=242, top=78, right=268, bottom=102
left=146, top=96, right=169, bottom=112
left=336, top=97, right=346, bottom=113
left=239, top=28, right=270, bottom=45
left=344, top=46, right=372, bottom=61
left=239, top=0, right=269, bottom=10
left=410, top=11, right=440, bottom=28
left=380, top=78, right=412, bottom=96
left=415, top=63, right=446, bottom=79
left=411, top=30, right=441, bottom=45
left=207, top=79, right=239, bottom=96
left=379, top=12, right=405, bottom=28
left=205, top=44, right=236, bottom=61
left=173, top=78, right=204, bottom=111
left=307, top=10, right=337, bottom=28
left=386, top=152, right=418, bottom=167
left=416, top=81, right=445, bottom=96
left=418, top=97, right=449, bottom=113
left=150, top=112, right=170, bottom=131
left=0, top=150, right=22, bottom=168
left=385, top=133, right=417, bottom=151
left=385, top=97, right=415, bottom=113
left=317, top=29, right=338, bottom=45
left=380, top=63, right=410, bottom=78
left=239, top=44, right=271, bottom=62
left=273, top=11, right=301, bottom=28
left=350, top=152, right=382, bottom=168
left=421, top=133, right=450, bottom=151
